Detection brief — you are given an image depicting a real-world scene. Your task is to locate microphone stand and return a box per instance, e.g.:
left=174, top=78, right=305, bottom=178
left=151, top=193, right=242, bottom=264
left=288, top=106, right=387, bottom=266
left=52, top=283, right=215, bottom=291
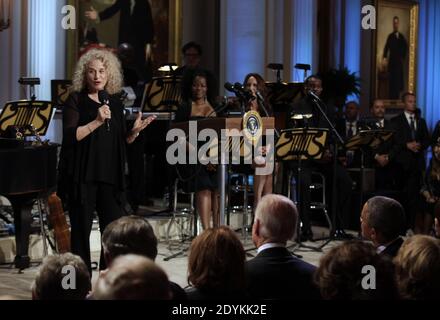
left=307, top=93, right=346, bottom=243
left=256, top=97, right=281, bottom=139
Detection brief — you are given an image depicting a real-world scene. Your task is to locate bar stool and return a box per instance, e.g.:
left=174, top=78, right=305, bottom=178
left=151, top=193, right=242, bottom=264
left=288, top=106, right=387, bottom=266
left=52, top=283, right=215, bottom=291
left=309, top=172, right=332, bottom=232
left=288, top=170, right=333, bottom=235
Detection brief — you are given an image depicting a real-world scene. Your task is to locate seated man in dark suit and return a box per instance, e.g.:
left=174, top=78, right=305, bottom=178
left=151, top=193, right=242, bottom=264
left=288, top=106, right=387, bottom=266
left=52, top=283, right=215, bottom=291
left=286, top=75, right=352, bottom=239
left=245, top=194, right=320, bottom=300
left=388, top=92, right=430, bottom=231
left=360, top=196, right=405, bottom=258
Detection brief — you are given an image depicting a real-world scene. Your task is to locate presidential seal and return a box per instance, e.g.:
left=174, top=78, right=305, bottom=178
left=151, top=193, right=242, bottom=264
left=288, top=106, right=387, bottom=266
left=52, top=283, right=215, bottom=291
left=243, top=110, right=263, bottom=143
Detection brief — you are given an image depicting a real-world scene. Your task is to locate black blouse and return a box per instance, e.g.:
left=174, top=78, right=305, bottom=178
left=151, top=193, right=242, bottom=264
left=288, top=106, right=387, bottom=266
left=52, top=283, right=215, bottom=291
left=58, top=91, right=127, bottom=205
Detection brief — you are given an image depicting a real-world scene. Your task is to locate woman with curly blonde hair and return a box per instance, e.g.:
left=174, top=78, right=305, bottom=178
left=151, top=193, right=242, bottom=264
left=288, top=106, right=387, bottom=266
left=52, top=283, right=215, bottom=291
left=394, top=235, right=440, bottom=300
left=58, top=49, right=156, bottom=273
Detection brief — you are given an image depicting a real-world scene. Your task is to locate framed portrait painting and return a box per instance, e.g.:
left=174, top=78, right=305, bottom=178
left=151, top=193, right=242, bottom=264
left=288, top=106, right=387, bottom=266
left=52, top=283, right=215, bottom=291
left=372, top=0, right=418, bottom=107
left=66, top=0, right=182, bottom=80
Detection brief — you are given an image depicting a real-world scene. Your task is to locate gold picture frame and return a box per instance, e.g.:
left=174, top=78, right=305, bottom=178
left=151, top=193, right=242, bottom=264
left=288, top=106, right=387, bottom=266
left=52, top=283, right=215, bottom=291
left=66, top=0, right=182, bottom=80
left=372, top=0, right=418, bottom=108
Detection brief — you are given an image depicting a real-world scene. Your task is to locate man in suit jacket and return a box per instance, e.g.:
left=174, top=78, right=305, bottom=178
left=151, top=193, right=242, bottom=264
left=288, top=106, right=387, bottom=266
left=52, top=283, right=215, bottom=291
left=245, top=194, right=320, bottom=300
left=389, top=92, right=430, bottom=230
left=365, top=99, right=397, bottom=190
left=335, top=101, right=365, bottom=168
left=360, top=196, right=405, bottom=259
left=86, top=0, right=155, bottom=81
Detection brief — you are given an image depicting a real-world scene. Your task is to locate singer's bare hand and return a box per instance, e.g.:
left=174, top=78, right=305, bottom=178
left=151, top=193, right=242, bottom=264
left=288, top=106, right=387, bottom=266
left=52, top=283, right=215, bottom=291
left=96, top=105, right=111, bottom=124
left=133, top=113, right=156, bottom=134
left=85, top=7, right=98, bottom=21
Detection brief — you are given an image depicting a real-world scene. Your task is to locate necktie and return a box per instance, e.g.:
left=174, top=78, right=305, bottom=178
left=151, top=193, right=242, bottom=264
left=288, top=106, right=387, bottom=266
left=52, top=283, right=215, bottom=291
left=347, top=123, right=354, bottom=139
left=410, top=116, right=416, bottom=140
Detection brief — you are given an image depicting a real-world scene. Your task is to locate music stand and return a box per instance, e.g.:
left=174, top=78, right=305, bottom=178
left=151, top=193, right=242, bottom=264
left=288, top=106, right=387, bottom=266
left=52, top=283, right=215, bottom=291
left=0, top=100, right=55, bottom=138
left=276, top=128, right=330, bottom=253
left=140, top=76, right=182, bottom=112
left=345, top=130, right=394, bottom=214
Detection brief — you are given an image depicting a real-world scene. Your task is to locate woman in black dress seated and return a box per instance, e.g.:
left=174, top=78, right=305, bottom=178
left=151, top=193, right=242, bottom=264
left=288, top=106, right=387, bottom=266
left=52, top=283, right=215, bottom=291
left=58, top=49, right=155, bottom=273
left=175, top=68, right=219, bottom=229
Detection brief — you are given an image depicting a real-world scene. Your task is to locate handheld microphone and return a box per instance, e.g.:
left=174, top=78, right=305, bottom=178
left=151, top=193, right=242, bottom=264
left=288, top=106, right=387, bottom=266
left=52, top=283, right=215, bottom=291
left=98, top=90, right=110, bottom=131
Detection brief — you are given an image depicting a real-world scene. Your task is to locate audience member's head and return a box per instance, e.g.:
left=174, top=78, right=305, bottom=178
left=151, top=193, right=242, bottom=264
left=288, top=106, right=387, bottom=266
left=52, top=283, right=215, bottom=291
left=315, top=241, right=397, bottom=300
left=345, top=101, right=359, bottom=122
left=394, top=235, right=440, bottom=300
left=32, top=253, right=91, bottom=300
left=93, top=254, right=171, bottom=300
left=370, top=99, right=386, bottom=119
left=102, top=215, right=157, bottom=265
left=181, top=41, right=202, bottom=69
left=188, top=226, right=245, bottom=294
left=253, top=194, right=298, bottom=247
left=360, top=196, right=405, bottom=246
left=402, top=92, right=416, bottom=113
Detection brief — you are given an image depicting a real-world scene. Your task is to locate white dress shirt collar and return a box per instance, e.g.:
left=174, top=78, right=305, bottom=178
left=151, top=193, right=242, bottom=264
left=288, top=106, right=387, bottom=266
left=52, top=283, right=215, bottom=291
left=257, top=242, right=285, bottom=254
left=404, top=111, right=417, bottom=129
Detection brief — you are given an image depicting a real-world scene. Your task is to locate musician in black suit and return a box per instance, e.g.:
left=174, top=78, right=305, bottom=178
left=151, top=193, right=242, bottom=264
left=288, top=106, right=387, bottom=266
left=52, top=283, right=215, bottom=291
left=174, top=42, right=203, bottom=77
left=360, top=196, right=405, bottom=259
left=286, top=76, right=352, bottom=238
left=246, top=194, right=320, bottom=300
left=389, top=92, right=430, bottom=231
left=365, top=99, right=397, bottom=190
left=85, top=0, right=154, bottom=81
left=336, top=101, right=365, bottom=168
left=382, top=16, right=408, bottom=100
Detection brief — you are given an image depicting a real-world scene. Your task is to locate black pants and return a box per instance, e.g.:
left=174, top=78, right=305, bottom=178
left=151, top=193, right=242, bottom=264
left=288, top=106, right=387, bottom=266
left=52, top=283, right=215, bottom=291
left=69, top=182, right=125, bottom=274
left=126, top=130, right=146, bottom=211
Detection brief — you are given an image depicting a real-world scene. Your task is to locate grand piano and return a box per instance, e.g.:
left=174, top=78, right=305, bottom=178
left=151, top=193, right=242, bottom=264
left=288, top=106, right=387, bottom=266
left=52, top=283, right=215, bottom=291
left=0, top=99, right=58, bottom=270
left=0, top=142, right=58, bottom=269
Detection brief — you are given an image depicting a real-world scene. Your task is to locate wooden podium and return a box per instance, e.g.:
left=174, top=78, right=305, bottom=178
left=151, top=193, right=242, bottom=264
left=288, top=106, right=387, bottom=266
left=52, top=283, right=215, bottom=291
left=171, top=117, right=275, bottom=225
